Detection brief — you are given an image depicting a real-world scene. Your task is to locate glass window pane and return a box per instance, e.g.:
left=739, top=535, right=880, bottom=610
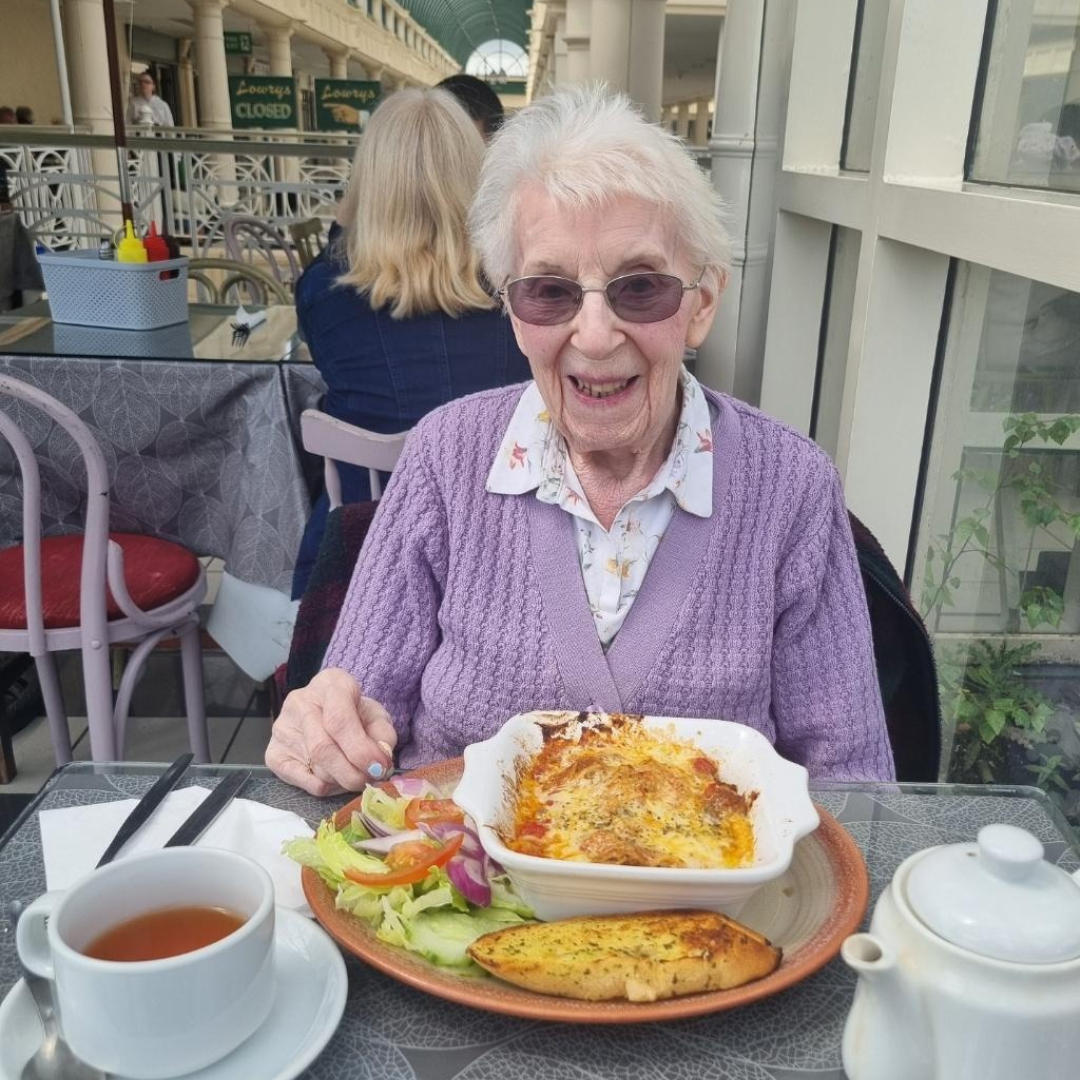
left=914, top=263, right=1080, bottom=815
left=811, top=226, right=860, bottom=458
left=841, top=0, right=889, bottom=172
left=970, top=0, right=1080, bottom=193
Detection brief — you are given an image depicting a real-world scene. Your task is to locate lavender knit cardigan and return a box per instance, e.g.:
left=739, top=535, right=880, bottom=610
left=323, top=384, right=896, bottom=781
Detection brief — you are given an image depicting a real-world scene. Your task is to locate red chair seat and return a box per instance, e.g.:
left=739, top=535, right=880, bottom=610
left=0, top=533, right=201, bottom=630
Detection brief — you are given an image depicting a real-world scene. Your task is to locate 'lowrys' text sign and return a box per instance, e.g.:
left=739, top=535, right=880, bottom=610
left=229, top=76, right=297, bottom=129
left=314, top=79, right=381, bottom=131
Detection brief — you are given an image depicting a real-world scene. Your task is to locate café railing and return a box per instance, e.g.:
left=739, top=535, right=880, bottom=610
left=0, top=127, right=358, bottom=252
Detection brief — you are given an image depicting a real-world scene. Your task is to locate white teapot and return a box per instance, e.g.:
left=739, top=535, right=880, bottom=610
left=841, top=822, right=1080, bottom=1080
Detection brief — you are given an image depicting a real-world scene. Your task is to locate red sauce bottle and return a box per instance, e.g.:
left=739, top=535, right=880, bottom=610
left=144, top=222, right=170, bottom=262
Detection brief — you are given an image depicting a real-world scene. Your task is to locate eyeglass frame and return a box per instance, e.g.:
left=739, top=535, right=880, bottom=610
left=497, top=269, right=706, bottom=326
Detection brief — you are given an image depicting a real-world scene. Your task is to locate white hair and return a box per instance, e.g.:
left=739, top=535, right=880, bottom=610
left=469, top=84, right=731, bottom=286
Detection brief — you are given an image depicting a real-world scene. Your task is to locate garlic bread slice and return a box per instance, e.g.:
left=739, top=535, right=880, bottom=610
left=466, top=909, right=782, bottom=1002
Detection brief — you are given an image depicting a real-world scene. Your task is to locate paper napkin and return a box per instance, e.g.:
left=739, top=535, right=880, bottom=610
left=38, top=787, right=313, bottom=916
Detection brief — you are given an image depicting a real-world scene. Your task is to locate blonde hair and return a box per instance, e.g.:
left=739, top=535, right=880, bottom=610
left=470, top=84, right=731, bottom=287
left=339, top=88, right=494, bottom=318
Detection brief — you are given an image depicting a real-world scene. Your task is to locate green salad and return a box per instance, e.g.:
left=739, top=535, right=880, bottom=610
left=284, top=778, right=533, bottom=972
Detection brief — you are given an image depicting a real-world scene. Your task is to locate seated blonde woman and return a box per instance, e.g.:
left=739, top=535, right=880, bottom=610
left=269, top=86, right=896, bottom=794
left=291, top=88, right=530, bottom=597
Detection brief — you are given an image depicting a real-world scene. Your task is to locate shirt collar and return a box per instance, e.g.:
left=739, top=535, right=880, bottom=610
left=486, top=368, right=714, bottom=518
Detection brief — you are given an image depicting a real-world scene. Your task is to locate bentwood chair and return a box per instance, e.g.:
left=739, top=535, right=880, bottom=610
left=222, top=214, right=301, bottom=292
left=188, top=257, right=291, bottom=306
left=272, top=413, right=408, bottom=706
left=300, top=409, right=408, bottom=507
left=0, top=375, right=210, bottom=764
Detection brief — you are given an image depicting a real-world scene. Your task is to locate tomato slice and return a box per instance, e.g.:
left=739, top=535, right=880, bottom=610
left=343, top=833, right=464, bottom=888
left=519, top=821, right=547, bottom=838
left=403, top=798, right=466, bottom=829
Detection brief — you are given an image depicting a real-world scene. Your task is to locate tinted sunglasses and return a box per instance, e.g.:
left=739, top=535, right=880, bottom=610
left=500, top=271, right=702, bottom=326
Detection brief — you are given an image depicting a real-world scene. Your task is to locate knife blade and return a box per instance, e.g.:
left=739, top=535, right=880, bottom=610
left=96, top=752, right=194, bottom=868
left=163, top=770, right=252, bottom=848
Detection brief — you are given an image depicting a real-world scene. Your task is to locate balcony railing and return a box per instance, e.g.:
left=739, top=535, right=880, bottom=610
left=1, top=127, right=358, bottom=252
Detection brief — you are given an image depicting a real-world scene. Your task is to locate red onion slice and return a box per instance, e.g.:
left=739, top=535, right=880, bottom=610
left=353, top=808, right=396, bottom=838
left=447, top=854, right=492, bottom=907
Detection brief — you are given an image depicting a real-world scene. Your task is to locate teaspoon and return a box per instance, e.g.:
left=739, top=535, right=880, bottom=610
left=6, top=901, right=107, bottom=1080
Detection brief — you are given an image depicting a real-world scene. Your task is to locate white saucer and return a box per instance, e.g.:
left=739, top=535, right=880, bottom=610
left=0, top=907, right=348, bottom=1080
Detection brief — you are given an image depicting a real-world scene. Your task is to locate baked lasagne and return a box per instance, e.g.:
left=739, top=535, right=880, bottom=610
left=503, top=714, right=756, bottom=868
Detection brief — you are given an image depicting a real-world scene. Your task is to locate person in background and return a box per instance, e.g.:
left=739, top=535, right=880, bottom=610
left=126, top=73, right=174, bottom=127
left=435, top=73, right=505, bottom=140
left=319, top=75, right=506, bottom=254
left=14, top=107, right=33, bottom=125
left=268, top=85, right=895, bottom=794
left=290, top=88, right=530, bottom=598
left=0, top=107, right=16, bottom=124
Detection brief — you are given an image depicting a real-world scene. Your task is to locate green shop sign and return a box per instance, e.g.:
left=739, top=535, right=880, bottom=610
left=229, top=76, right=297, bottom=129
left=223, top=31, right=252, bottom=55
left=314, top=79, right=381, bottom=131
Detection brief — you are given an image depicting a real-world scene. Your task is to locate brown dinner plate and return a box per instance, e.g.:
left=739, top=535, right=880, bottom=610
left=302, top=757, right=869, bottom=1023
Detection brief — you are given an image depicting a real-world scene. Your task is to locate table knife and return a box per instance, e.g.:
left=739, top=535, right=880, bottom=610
left=95, top=752, right=194, bottom=868
left=163, top=770, right=252, bottom=848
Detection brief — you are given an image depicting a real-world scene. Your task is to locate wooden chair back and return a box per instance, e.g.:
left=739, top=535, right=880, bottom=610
left=288, top=218, right=325, bottom=270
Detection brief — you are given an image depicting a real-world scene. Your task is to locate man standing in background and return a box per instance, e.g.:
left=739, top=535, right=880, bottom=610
left=127, top=72, right=174, bottom=127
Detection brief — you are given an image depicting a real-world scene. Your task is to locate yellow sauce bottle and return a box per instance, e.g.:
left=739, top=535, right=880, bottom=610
left=116, top=220, right=148, bottom=263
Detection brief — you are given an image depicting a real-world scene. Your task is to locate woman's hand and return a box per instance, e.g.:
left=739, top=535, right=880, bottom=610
left=266, top=668, right=397, bottom=796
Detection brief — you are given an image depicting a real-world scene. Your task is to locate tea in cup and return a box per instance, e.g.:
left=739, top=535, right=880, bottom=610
left=16, top=847, right=275, bottom=1079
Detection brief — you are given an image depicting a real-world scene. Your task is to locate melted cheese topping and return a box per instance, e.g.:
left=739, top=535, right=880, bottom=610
left=505, top=720, right=755, bottom=868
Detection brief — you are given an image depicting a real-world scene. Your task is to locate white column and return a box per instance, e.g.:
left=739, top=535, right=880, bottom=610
left=177, top=39, right=198, bottom=126
left=62, top=0, right=114, bottom=136
left=554, top=13, right=570, bottom=85
left=189, top=0, right=233, bottom=130
left=189, top=0, right=236, bottom=214
left=691, top=97, right=711, bottom=146
left=565, top=0, right=591, bottom=85
left=627, top=0, right=666, bottom=122
left=326, top=48, right=349, bottom=80
left=266, top=24, right=293, bottom=80
left=590, top=0, right=632, bottom=92
left=675, top=101, right=691, bottom=139
left=62, top=0, right=118, bottom=225
left=265, top=22, right=299, bottom=191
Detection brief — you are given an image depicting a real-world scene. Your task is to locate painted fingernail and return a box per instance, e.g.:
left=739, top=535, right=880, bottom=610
left=368, top=762, right=385, bottom=779
left=376, top=740, right=393, bottom=757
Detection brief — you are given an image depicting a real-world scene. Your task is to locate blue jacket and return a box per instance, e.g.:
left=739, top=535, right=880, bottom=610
left=292, top=240, right=531, bottom=596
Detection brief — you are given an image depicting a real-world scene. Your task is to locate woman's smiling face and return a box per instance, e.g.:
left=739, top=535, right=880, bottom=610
left=507, top=188, right=720, bottom=460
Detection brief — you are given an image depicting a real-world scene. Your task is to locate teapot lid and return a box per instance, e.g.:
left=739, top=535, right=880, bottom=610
left=906, top=823, right=1080, bottom=964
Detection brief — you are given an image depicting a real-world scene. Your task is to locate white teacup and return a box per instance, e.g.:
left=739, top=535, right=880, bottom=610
left=16, top=847, right=276, bottom=1079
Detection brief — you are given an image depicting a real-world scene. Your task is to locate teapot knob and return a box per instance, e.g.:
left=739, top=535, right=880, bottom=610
left=977, top=823, right=1044, bottom=882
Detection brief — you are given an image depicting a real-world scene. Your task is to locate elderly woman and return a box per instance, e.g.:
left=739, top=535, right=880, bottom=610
left=267, top=86, right=895, bottom=795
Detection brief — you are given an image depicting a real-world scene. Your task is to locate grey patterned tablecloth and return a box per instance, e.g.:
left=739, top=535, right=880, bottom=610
left=1, top=766, right=1077, bottom=1080
left=0, top=354, right=326, bottom=593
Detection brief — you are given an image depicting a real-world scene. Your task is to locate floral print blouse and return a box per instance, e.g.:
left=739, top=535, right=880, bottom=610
left=486, top=368, right=715, bottom=648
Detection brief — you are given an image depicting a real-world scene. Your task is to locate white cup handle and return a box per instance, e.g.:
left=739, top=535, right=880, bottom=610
left=15, top=892, right=62, bottom=981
